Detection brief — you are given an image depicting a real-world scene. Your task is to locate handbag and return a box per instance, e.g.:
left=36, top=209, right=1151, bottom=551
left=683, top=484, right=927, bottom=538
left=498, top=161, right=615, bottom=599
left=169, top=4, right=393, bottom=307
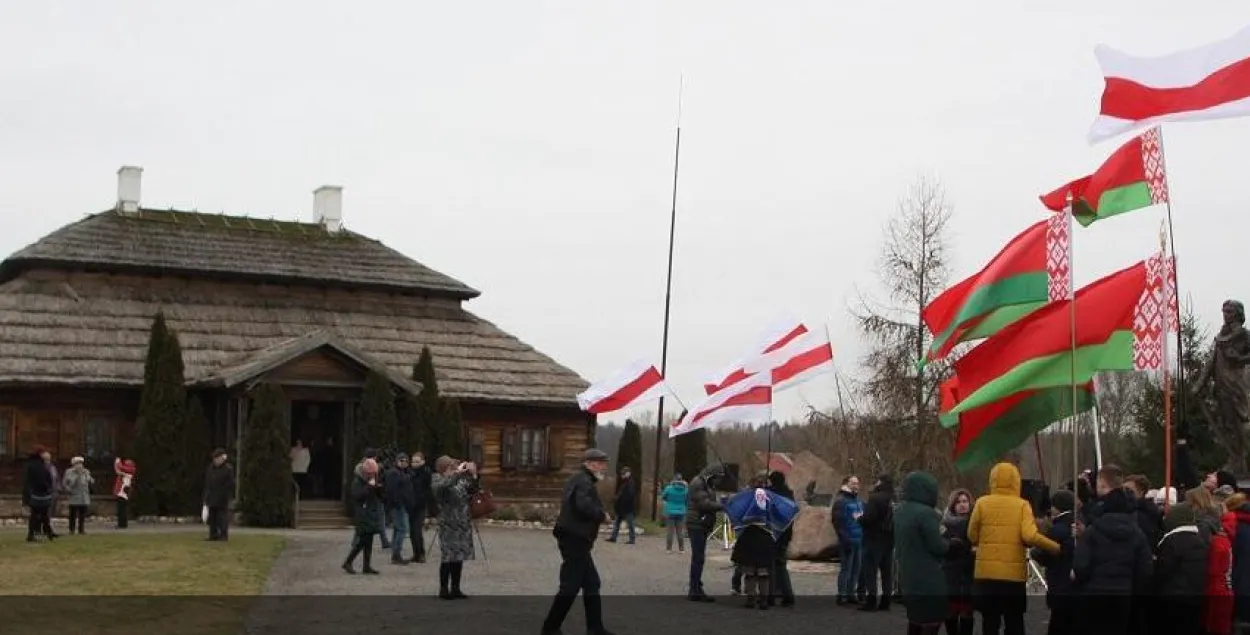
left=469, top=489, right=498, bottom=520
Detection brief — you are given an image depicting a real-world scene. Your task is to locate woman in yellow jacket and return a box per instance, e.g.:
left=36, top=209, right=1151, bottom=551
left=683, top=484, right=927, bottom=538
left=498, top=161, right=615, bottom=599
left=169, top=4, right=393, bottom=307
left=967, top=462, right=1060, bottom=635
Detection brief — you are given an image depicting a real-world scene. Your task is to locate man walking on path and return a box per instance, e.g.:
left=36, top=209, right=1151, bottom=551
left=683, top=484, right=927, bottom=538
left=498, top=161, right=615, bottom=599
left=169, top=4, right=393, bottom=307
left=606, top=466, right=637, bottom=544
left=384, top=453, right=415, bottom=565
left=204, top=449, right=235, bottom=541
left=540, top=449, right=615, bottom=635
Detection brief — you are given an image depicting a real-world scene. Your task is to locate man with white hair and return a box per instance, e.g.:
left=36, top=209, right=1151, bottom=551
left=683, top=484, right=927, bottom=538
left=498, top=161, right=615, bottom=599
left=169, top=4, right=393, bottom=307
left=541, top=448, right=615, bottom=635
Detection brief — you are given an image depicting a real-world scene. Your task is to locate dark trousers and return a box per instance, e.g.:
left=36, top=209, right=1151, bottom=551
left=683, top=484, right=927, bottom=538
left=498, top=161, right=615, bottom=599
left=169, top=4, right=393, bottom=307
left=1045, top=595, right=1076, bottom=635
left=116, top=498, right=129, bottom=528
left=68, top=505, right=88, bottom=533
left=27, top=505, right=52, bottom=538
left=207, top=506, right=230, bottom=540
left=688, top=526, right=709, bottom=596
left=1076, top=594, right=1132, bottom=635
left=542, top=537, right=604, bottom=634
left=377, top=506, right=390, bottom=548
left=408, top=507, right=426, bottom=560
left=772, top=556, right=794, bottom=603
left=975, top=580, right=1027, bottom=635
left=1154, top=599, right=1202, bottom=635
left=860, top=539, right=894, bottom=607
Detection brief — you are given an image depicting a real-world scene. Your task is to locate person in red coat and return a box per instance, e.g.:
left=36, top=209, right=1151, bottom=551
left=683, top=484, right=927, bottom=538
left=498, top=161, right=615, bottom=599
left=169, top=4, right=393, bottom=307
left=1202, top=488, right=1236, bottom=635
left=113, top=458, right=136, bottom=529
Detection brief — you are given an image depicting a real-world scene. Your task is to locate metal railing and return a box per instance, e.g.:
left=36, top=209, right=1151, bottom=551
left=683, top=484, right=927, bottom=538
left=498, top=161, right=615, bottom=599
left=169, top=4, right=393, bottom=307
left=291, top=477, right=301, bottom=529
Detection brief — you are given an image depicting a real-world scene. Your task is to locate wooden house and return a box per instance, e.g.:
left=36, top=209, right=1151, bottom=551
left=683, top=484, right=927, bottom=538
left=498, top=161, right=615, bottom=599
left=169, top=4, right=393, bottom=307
left=0, top=167, right=592, bottom=518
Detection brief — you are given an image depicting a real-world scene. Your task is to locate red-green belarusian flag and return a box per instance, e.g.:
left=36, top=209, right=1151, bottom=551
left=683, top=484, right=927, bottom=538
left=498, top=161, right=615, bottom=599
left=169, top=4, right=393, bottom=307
left=921, top=213, right=1070, bottom=366
left=942, top=260, right=1151, bottom=421
left=943, top=376, right=1095, bottom=472
left=1040, top=127, right=1169, bottom=227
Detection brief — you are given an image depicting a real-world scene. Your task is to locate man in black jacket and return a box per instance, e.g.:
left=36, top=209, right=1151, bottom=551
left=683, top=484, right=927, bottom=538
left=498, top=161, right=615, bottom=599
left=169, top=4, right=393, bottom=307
left=686, top=463, right=727, bottom=602
left=541, top=449, right=615, bottom=635
left=1072, top=464, right=1153, bottom=635
left=858, top=474, right=895, bottom=612
left=204, top=448, right=236, bottom=542
left=1032, top=490, right=1077, bottom=635
left=768, top=471, right=797, bottom=607
left=408, top=452, right=433, bottom=563
left=383, top=453, right=416, bottom=565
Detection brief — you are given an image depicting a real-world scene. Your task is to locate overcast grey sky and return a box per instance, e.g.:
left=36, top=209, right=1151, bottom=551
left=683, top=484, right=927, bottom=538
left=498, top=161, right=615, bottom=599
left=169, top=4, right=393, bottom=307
left=2, top=2, right=1247, bottom=423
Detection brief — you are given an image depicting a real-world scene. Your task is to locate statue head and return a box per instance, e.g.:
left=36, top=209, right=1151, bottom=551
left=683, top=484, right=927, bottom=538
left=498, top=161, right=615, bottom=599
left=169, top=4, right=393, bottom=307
left=1224, top=300, right=1246, bottom=326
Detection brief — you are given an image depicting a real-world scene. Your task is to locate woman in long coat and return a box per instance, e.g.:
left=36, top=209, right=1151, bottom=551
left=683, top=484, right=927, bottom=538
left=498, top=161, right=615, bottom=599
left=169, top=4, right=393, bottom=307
left=894, top=471, right=957, bottom=635
left=341, top=458, right=383, bottom=575
left=22, top=447, right=55, bottom=542
left=432, top=455, right=479, bottom=600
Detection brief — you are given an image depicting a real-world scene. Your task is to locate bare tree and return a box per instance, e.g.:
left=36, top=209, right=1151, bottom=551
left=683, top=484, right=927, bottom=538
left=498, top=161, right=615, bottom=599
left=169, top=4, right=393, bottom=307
left=851, top=175, right=955, bottom=480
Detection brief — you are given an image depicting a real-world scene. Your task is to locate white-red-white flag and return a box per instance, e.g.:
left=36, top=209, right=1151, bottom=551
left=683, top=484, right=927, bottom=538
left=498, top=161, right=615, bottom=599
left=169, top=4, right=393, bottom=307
left=702, top=316, right=808, bottom=395
left=746, top=329, right=836, bottom=393
left=577, top=359, right=671, bottom=415
left=672, top=372, right=772, bottom=438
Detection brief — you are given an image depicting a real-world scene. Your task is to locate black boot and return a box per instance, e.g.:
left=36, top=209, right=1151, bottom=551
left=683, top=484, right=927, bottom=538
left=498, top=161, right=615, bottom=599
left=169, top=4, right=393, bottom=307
left=583, top=594, right=615, bottom=635
left=439, top=563, right=453, bottom=599
left=450, top=562, right=467, bottom=598
left=542, top=594, right=577, bottom=635
left=858, top=595, right=878, bottom=612
left=342, top=546, right=362, bottom=574
left=958, top=616, right=974, bottom=635
left=361, top=545, right=379, bottom=575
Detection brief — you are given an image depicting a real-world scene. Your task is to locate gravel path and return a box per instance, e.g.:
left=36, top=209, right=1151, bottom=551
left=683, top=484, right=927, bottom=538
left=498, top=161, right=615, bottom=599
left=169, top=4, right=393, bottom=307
left=242, top=527, right=1053, bottom=635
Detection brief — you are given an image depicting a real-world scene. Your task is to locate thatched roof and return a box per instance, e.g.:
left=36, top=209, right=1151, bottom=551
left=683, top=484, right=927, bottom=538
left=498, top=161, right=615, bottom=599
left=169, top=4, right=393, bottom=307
left=0, top=209, right=480, bottom=299
left=0, top=210, right=589, bottom=406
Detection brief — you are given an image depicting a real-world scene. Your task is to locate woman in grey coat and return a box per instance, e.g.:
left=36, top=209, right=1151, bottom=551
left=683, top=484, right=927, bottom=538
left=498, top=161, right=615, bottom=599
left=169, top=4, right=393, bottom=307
left=62, top=456, right=94, bottom=534
left=431, top=455, right=478, bottom=600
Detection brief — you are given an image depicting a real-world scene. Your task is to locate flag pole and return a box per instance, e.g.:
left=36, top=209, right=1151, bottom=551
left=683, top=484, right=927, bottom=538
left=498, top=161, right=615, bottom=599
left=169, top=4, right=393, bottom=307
left=1160, top=223, right=1174, bottom=512
left=1091, top=377, right=1104, bottom=471
left=1156, top=126, right=1186, bottom=441
left=650, top=75, right=684, bottom=522
left=1066, top=195, right=1081, bottom=500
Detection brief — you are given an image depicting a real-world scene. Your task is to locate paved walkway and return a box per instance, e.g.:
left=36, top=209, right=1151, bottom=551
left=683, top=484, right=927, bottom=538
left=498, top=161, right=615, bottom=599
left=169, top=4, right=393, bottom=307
left=242, top=526, right=1053, bottom=635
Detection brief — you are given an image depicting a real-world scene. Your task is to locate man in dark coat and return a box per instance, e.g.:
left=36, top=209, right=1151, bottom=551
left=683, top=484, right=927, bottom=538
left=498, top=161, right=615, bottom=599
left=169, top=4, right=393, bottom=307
left=203, top=448, right=236, bottom=542
left=1032, top=490, right=1077, bottom=635
left=383, top=453, right=416, bottom=565
left=606, top=466, right=637, bottom=544
left=408, top=451, right=433, bottom=563
left=768, top=470, right=796, bottom=607
left=1072, top=465, right=1153, bottom=635
left=685, top=462, right=727, bottom=602
left=541, top=449, right=615, bottom=635
left=1125, top=474, right=1163, bottom=547
left=23, top=447, right=55, bottom=542
left=859, top=473, right=896, bottom=612
left=1153, top=503, right=1209, bottom=635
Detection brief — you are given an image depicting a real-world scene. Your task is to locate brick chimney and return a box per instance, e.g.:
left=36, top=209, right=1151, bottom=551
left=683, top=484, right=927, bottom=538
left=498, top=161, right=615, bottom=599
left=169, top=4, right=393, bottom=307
left=313, top=185, right=343, bottom=232
left=117, top=166, right=143, bottom=214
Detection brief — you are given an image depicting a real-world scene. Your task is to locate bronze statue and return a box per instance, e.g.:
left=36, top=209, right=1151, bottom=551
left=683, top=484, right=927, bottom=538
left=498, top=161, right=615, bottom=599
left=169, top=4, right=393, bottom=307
left=1197, top=300, right=1250, bottom=475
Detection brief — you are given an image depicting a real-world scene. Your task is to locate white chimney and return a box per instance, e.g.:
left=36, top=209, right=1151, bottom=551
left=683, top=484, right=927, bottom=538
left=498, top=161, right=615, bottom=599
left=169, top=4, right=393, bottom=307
left=313, top=185, right=343, bottom=232
left=117, top=166, right=143, bottom=214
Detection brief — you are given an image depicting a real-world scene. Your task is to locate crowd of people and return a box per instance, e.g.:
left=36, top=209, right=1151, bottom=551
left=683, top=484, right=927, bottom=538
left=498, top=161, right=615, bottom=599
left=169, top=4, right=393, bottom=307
left=20, top=446, right=139, bottom=541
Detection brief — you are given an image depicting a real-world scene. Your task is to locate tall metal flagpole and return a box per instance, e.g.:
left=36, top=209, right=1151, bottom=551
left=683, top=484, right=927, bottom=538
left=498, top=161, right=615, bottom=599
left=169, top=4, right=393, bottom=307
left=1161, top=223, right=1174, bottom=512
left=1156, top=126, right=1186, bottom=444
left=651, top=76, right=684, bottom=522
left=1066, top=195, right=1081, bottom=500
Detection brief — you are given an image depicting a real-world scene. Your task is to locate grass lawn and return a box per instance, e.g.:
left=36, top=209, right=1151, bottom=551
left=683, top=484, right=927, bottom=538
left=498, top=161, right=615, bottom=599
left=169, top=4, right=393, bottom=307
left=0, top=531, right=286, bottom=635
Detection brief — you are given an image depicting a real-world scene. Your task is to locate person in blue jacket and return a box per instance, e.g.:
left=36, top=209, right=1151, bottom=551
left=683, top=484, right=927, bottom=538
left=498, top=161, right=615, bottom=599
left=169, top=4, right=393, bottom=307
left=660, top=474, right=689, bottom=553
left=832, top=474, right=865, bottom=605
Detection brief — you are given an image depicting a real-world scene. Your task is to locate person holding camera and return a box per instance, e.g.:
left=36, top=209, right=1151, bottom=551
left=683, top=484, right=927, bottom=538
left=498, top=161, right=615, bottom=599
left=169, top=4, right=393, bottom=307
left=541, top=448, right=615, bottom=635
left=342, top=457, right=384, bottom=575
left=432, top=455, right=478, bottom=599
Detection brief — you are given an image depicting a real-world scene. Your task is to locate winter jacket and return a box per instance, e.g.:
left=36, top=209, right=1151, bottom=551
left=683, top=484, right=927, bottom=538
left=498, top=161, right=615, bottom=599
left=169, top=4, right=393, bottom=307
left=1153, top=522, right=1208, bottom=604
left=613, top=476, right=638, bottom=516
left=1032, top=511, right=1076, bottom=604
left=1231, top=504, right=1250, bottom=623
left=113, top=458, right=136, bottom=499
left=350, top=472, right=384, bottom=534
left=686, top=464, right=726, bottom=531
left=1072, top=488, right=1153, bottom=595
left=768, top=475, right=796, bottom=553
left=860, top=476, right=896, bottom=545
left=22, top=454, right=53, bottom=508
left=62, top=465, right=93, bottom=506
left=554, top=467, right=607, bottom=544
left=660, top=480, right=689, bottom=518
left=832, top=488, right=865, bottom=548
left=1133, top=495, right=1164, bottom=548
left=203, top=462, right=235, bottom=508
left=968, top=463, right=1058, bottom=582
left=893, top=471, right=951, bottom=625
left=1205, top=512, right=1236, bottom=635
left=384, top=466, right=416, bottom=510
left=941, top=509, right=975, bottom=601
left=410, top=464, right=433, bottom=513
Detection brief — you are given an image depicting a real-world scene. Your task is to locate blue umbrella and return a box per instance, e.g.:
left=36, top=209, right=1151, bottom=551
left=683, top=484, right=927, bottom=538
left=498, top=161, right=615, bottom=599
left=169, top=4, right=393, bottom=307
left=724, top=487, right=799, bottom=540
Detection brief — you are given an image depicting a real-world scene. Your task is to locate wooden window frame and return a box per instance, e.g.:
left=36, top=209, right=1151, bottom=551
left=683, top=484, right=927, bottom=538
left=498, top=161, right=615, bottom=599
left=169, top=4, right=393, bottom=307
left=468, top=430, right=484, bottom=468
left=501, top=425, right=552, bottom=472
left=0, top=407, right=14, bottom=460
left=81, top=412, right=116, bottom=462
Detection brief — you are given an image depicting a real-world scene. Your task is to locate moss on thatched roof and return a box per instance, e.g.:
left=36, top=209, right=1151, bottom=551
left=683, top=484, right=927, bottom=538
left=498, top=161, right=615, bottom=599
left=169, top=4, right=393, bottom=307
left=0, top=209, right=480, bottom=299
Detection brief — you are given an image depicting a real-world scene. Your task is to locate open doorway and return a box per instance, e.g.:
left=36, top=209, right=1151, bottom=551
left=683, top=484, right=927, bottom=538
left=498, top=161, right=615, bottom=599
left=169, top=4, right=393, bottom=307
left=291, top=400, right=344, bottom=500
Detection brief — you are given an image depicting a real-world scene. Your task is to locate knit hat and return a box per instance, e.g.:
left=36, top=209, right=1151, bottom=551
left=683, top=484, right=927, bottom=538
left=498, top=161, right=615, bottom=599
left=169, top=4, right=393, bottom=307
left=1217, top=470, right=1238, bottom=490
left=364, top=448, right=379, bottom=460
left=1154, top=486, right=1178, bottom=507
left=1051, top=489, right=1075, bottom=513
left=70, top=456, right=84, bottom=465
left=434, top=455, right=457, bottom=472
left=672, top=473, right=683, bottom=482
left=395, top=452, right=409, bottom=463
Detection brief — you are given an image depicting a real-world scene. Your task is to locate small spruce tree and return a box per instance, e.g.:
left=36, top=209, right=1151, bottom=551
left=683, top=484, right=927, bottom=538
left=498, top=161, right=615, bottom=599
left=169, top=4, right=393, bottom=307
left=238, top=382, right=294, bottom=527
left=617, top=419, right=644, bottom=513
left=133, top=312, right=188, bottom=516
left=439, top=397, right=466, bottom=458
left=411, top=346, right=465, bottom=457
left=181, top=394, right=214, bottom=513
left=673, top=428, right=708, bottom=484
left=357, top=371, right=398, bottom=452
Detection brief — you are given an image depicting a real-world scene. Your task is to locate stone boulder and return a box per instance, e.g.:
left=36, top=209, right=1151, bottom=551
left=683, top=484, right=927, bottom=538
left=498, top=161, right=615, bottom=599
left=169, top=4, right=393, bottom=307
left=787, top=502, right=838, bottom=561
